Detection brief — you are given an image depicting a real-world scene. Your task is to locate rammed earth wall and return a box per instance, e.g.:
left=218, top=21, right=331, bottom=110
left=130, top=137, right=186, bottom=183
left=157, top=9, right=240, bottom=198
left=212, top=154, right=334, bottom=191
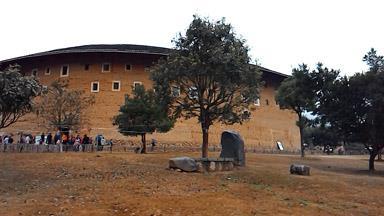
left=1, top=48, right=300, bottom=151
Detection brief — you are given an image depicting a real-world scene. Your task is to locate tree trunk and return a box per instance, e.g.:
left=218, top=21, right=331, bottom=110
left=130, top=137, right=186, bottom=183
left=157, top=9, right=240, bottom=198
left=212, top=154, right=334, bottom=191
left=140, top=133, right=146, bottom=154
left=202, top=128, right=209, bottom=158
left=299, top=127, right=305, bottom=158
left=369, top=151, right=377, bottom=171
left=298, top=117, right=305, bottom=158
left=201, top=110, right=210, bottom=158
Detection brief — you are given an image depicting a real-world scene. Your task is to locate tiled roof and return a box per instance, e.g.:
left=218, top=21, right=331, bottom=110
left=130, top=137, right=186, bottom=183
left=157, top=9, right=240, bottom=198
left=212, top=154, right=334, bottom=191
left=0, top=44, right=171, bottom=63
left=0, top=44, right=288, bottom=77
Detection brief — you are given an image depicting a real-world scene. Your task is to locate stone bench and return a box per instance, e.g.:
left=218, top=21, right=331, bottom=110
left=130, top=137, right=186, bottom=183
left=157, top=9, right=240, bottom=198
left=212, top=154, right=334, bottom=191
left=195, top=157, right=234, bottom=172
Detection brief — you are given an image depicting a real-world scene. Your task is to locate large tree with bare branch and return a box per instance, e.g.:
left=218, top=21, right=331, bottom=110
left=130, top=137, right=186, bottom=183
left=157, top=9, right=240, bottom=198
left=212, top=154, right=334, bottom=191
left=35, top=80, right=94, bottom=132
left=0, top=65, right=42, bottom=129
left=151, top=15, right=261, bottom=158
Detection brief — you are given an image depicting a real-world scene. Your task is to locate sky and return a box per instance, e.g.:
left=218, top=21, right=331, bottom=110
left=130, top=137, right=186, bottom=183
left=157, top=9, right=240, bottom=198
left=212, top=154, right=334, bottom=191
left=1, top=0, right=384, bottom=75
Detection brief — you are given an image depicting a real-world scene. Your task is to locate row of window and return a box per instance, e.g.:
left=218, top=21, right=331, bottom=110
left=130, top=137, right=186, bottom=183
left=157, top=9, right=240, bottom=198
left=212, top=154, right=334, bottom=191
left=83, top=81, right=276, bottom=107
left=31, top=63, right=135, bottom=77
left=90, top=81, right=142, bottom=93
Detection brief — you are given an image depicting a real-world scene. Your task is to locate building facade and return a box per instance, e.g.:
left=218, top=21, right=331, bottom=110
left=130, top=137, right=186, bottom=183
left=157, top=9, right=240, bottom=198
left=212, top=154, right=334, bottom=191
left=0, top=44, right=300, bottom=151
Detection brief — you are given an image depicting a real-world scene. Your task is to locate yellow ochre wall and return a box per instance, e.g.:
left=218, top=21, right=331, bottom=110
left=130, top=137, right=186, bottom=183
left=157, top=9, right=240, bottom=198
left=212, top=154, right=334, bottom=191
left=3, top=52, right=300, bottom=151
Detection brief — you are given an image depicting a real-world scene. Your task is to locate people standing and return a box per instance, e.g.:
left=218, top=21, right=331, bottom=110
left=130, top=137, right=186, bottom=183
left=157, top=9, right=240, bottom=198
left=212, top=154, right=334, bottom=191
left=82, top=134, right=90, bottom=152
left=46, top=133, right=52, bottom=145
left=40, top=133, right=45, bottom=145
left=25, top=135, right=31, bottom=144
left=82, top=134, right=90, bottom=144
left=54, top=130, right=61, bottom=144
left=74, top=135, right=81, bottom=151
left=3, top=135, right=9, bottom=152
left=151, top=138, right=157, bottom=151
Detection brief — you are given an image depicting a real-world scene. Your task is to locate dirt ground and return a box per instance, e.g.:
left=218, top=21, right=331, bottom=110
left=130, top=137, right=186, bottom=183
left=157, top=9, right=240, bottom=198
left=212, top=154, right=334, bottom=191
left=0, top=152, right=383, bottom=216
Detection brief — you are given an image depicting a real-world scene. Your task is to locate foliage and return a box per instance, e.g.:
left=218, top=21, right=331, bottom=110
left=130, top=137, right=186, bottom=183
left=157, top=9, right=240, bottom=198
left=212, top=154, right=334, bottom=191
left=312, top=48, right=384, bottom=171
left=0, top=65, right=42, bottom=129
left=35, top=80, right=95, bottom=132
left=113, top=85, right=174, bottom=153
left=357, top=49, right=384, bottom=170
left=303, top=124, right=339, bottom=147
left=151, top=15, right=261, bottom=157
left=275, top=64, right=315, bottom=157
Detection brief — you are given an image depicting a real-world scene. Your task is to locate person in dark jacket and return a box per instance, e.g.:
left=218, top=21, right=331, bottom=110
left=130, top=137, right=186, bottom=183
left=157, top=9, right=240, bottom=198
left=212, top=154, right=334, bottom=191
left=82, top=134, right=90, bottom=144
left=40, top=133, right=45, bottom=145
left=46, top=133, right=53, bottom=145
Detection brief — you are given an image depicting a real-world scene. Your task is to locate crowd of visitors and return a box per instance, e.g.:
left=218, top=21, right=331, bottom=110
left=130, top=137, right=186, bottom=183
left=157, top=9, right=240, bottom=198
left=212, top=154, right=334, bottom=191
left=0, top=131, right=112, bottom=152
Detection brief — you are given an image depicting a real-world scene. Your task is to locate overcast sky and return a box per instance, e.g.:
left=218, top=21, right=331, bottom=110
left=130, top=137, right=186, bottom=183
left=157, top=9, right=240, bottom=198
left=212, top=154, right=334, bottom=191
left=1, top=0, right=383, bottom=75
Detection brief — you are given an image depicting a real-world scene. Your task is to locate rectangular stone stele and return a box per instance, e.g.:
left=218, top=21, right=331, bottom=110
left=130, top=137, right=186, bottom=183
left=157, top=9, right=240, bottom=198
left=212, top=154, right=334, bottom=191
left=219, top=130, right=245, bottom=166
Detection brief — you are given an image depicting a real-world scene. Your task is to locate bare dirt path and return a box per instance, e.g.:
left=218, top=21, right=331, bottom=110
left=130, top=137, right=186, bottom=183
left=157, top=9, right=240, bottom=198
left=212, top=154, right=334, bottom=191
left=0, top=152, right=383, bottom=216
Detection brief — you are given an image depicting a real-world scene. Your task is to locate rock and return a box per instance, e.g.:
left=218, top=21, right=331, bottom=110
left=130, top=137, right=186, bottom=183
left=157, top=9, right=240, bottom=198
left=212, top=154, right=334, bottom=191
left=290, top=164, right=310, bottom=176
left=219, top=130, right=246, bottom=166
left=169, top=157, right=197, bottom=172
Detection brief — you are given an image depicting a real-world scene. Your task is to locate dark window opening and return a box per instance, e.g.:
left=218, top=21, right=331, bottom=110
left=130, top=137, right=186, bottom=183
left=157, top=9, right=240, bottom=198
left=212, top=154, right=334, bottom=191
left=92, top=82, right=99, bottom=92
left=172, top=86, right=180, bottom=97
left=266, top=99, right=269, bottom=105
left=113, top=82, right=120, bottom=91
left=61, top=65, right=69, bottom=76
left=84, top=64, right=90, bottom=70
left=102, top=63, right=110, bottom=72
left=126, top=64, right=131, bottom=70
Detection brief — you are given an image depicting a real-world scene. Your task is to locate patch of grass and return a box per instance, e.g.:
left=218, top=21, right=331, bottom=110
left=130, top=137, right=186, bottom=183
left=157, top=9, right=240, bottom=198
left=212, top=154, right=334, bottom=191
left=299, top=199, right=310, bottom=206
left=250, top=181, right=272, bottom=191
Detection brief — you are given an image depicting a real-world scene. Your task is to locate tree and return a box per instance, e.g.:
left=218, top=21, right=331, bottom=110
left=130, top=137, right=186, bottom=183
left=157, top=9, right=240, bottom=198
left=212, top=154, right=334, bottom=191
left=313, top=49, right=384, bottom=171
left=303, top=123, right=340, bottom=149
left=358, top=49, right=384, bottom=170
left=151, top=15, right=261, bottom=158
left=0, top=65, right=42, bottom=129
left=314, top=76, right=354, bottom=145
left=275, top=64, right=315, bottom=157
left=35, top=80, right=95, bottom=132
left=113, top=85, right=174, bottom=153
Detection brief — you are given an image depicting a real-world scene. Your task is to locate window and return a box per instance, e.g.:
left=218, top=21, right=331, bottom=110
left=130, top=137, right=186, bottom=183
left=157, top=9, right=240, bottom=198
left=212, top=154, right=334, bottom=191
left=172, top=86, right=180, bottom=97
left=45, top=68, right=50, bottom=75
left=31, top=69, right=38, bottom=76
left=102, top=63, right=110, bottom=72
left=125, top=64, right=132, bottom=71
left=254, top=98, right=260, bottom=106
left=91, top=82, right=99, bottom=93
left=266, top=99, right=269, bottom=106
left=112, top=81, right=120, bottom=91
left=242, top=109, right=251, bottom=119
left=133, top=81, right=143, bottom=89
left=84, top=64, right=90, bottom=71
left=188, top=86, right=198, bottom=100
left=61, top=65, right=69, bottom=77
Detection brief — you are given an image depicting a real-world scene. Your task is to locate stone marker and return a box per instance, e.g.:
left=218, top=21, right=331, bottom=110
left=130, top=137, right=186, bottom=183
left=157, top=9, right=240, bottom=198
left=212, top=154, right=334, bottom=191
left=219, top=130, right=245, bottom=166
left=169, top=157, right=197, bottom=172
left=290, top=164, right=310, bottom=176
